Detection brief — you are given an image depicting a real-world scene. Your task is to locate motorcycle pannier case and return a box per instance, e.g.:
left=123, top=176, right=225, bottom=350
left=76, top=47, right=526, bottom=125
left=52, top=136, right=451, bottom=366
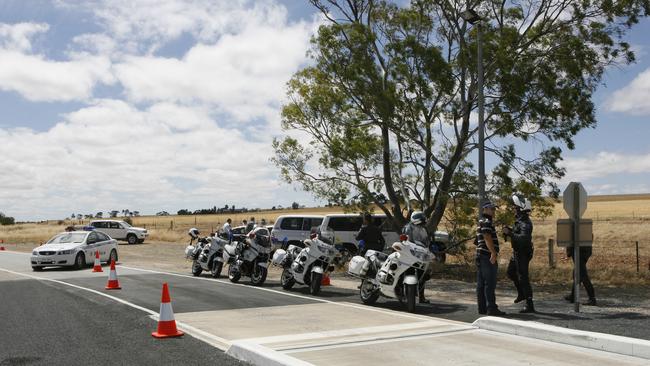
left=347, top=255, right=368, bottom=277
left=272, top=249, right=287, bottom=266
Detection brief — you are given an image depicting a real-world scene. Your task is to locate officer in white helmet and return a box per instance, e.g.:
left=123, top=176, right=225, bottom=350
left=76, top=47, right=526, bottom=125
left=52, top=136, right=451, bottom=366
left=402, top=211, right=431, bottom=304
left=503, top=194, right=535, bottom=313
left=188, top=227, right=200, bottom=245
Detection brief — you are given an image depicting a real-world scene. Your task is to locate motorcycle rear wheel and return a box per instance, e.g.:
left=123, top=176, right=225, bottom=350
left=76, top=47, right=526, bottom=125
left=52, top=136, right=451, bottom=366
left=281, top=268, right=295, bottom=290
left=228, top=264, right=241, bottom=283
left=359, top=279, right=380, bottom=305
left=192, top=260, right=203, bottom=277
left=310, top=272, right=323, bottom=295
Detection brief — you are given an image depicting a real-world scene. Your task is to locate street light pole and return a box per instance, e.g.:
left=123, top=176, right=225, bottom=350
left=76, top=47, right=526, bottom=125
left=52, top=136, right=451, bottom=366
left=477, top=21, right=485, bottom=218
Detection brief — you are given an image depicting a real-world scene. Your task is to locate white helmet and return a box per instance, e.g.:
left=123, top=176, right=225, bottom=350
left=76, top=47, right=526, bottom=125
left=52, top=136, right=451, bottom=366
left=512, top=194, right=532, bottom=212
left=188, top=227, right=200, bottom=239
left=410, top=211, right=426, bottom=225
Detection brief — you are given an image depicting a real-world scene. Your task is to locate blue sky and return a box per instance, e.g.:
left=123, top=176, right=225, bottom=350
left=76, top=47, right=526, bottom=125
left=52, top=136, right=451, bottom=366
left=0, top=1, right=649, bottom=221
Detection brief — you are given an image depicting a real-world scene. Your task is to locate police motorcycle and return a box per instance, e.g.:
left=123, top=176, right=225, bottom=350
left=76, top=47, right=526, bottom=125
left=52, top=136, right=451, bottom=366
left=225, top=226, right=271, bottom=285
left=184, top=229, right=228, bottom=278
left=271, top=229, right=339, bottom=296
left=348, top=234, right=433, bottom=313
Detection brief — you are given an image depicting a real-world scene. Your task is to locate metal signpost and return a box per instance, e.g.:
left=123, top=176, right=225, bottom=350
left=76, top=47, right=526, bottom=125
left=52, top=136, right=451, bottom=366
left=562, top=182, right=588, bottom=312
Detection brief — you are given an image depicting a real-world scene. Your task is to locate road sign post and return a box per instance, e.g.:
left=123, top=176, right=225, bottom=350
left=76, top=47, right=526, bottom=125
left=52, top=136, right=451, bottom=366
left=562, top=182, right=588, bottom=313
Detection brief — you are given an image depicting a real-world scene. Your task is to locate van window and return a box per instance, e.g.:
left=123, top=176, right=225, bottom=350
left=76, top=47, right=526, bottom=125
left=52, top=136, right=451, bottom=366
left=327, top=216, right=363, bottom=232
left=280, top=217, right=303, bottom=231
left=302, top=218, right=323, bottom=231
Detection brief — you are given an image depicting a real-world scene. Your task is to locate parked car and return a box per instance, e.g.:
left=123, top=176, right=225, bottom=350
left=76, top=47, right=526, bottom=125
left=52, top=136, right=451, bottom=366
left=90, top=220, right=148, bottom=244
left=30, top=231, right=118, bottom=271
left=319, top=214, right=450, bottom=258
left=270, top=215, right=324, bottom=251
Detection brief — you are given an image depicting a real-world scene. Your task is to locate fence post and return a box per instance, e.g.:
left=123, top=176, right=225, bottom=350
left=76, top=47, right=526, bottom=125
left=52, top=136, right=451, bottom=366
left=636, top=241, right=639, bottom=273
left=548, top=239, right=555, bottom=268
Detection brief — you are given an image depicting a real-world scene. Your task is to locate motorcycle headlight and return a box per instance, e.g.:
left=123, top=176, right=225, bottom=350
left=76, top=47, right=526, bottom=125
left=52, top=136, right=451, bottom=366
left=58, top=250, right=73, bottom=255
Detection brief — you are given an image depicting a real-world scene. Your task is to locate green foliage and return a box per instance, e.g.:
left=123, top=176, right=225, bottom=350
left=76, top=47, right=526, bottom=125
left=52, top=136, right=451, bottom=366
left=0, top=212, right=15, bottom=225
left=274, top=0, right=649, bottom=234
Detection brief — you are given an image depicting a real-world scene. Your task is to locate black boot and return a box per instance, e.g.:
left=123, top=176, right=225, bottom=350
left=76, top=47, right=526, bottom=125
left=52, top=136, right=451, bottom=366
left=583, top=298, right=597, bottom=306
left=514, top=294, right=526, bottom=303
left=487, top=308, right=506, bottom=316
left=564, top=293, right=574, bottom=303
left=520, top=299, right=535, bottom=313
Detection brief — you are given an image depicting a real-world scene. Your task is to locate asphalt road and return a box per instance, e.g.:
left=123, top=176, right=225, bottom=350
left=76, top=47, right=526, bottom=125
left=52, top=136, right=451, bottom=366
left=1, top=249, right=648, bottom=366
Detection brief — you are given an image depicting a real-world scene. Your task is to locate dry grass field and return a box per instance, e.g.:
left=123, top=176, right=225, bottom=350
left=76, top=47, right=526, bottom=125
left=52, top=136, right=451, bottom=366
left=2, top=196, right=649, bottom=287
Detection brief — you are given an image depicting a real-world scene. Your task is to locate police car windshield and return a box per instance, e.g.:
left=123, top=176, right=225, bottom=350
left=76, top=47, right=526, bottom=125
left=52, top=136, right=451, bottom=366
left=47, top=233, right=87, bottom=244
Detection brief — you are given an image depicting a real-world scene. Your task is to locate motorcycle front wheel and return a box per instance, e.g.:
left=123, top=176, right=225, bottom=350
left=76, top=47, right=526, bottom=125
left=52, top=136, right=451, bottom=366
left=281, top=268, right=295, bottom=290
left=192, top=260, right=203, bottom=277
left=359, top=279, right=380, bottom=305
left=211, top=261, right=223, bottom=278
left=405, top=284, right=417, bottom=313
left=310, top=272, right=323, bottom=295
left=250, top=264, right=267, bottom=286
left=228, top=264, right=241, bottom=283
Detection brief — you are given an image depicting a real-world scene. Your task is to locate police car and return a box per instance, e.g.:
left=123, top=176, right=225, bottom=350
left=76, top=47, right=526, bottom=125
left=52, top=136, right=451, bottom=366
left=30, top=230, right=119, bottom=271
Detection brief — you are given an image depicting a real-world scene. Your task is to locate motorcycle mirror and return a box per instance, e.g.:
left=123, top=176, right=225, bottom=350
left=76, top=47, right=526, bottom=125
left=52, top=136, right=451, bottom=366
left=399, top=234, right=408, bottom=242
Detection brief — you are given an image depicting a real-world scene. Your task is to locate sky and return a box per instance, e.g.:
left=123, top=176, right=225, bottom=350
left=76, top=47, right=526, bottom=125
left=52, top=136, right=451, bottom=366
left=0, top=1, right=649, bottom=221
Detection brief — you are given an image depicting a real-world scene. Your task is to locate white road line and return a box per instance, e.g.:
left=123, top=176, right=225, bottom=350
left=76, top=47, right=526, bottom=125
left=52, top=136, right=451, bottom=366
left=0, top=267, right=231, bottom=351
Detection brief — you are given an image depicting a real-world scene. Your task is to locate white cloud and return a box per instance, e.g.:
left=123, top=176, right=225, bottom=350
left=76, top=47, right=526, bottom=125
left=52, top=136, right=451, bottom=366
left=0, top=22, right=48, bottom=52
left=607, top=68, right=650, bottom=115
left=0, top=99, right=290, bottom=220
left=561, top=151, right=650, bottom=181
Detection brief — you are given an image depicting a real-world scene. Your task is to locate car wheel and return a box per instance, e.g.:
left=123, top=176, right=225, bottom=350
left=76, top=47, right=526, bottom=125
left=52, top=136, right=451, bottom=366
left=127, top=234, right=137, bottom=245
left=74, top=253, right=85, bottom=270
left=108, top=249, right=118, bottom=264
left=32, top=266, right=43, bottom=272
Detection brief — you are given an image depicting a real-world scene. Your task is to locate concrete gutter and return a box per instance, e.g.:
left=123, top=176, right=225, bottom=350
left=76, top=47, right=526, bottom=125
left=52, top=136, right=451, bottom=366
left=473, top=316, right=650, bottom=360
left=227, top=341, right=314, bottom=366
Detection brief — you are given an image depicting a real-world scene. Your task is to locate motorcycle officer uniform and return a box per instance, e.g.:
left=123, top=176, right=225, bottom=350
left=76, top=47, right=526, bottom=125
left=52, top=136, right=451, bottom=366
left=402, top=211, right=431, bottom=304
left=504, top=194, right=535, bottom=313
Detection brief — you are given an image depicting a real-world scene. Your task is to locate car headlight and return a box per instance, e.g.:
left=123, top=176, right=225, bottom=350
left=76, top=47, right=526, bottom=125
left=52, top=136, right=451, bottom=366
left=58, top=250, right=74, bottom=255
left=32, top=251, right=38, bottom=256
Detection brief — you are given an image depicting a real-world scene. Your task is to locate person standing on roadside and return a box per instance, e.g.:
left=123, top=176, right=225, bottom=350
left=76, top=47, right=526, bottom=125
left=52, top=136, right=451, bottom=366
left=504, top=194, right=535, bottom=313
left=222, top=218, right=233, bottom=242
left=476, top=201, right=505, bottom=316
left=356, top=213, right=385, bottom=256
left=246, top=217, right=256, bottom=233
left=564, top=244, right=597, bottom=306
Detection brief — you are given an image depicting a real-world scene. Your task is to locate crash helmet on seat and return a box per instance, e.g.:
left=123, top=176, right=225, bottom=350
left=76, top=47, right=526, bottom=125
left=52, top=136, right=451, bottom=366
left=512, top=194, right=532, bottom=212
left=188, top=227, right=200, bottom=239
left=410, top=211, right=426, bottom=226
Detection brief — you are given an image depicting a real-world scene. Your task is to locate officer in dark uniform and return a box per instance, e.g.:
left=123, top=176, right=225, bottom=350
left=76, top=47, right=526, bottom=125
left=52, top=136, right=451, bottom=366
left=504, top=194, right=535, bottom=313
left=564, top=245, right=597, bottom=305
left=356, top=213, right=385, bottom=256
left=476, top=201, right=505, bottom=316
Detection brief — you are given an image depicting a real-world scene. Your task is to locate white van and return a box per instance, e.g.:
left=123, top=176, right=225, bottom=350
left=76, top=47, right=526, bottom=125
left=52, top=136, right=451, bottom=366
left=271, top=215, right=324, bottom=250
left=319, top=213, right=450, bottom=256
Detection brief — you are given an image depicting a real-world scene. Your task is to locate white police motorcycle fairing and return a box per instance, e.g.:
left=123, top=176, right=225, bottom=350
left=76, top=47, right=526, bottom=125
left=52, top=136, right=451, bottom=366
left=348, top=234, right=432, bottom=313
left=225, top=227, right=271, bottom=286
left=271, top=229, right=339, bottom=296
left=185, top=235, right=228, bottom=278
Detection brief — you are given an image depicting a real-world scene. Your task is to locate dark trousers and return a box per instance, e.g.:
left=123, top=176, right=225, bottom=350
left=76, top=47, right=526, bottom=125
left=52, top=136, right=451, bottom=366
left=507, top=247, right=533, bottom=300
left=570, top=255, right=595, bottom=299
left=476, top=253, right=498, bottom=312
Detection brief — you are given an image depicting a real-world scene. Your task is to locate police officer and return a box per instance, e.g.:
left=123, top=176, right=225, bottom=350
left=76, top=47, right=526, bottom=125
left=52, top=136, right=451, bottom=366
left=504, top=194, right=535, bottom=313
left=222, top=218, right=233, bottom=242
left=402, top=211, right=431, bottom=304
left=476, top=201, right=505, bottom=316
left=564, top=245, right=597, bottom=306
left=356, top=213, right=385, bottom=256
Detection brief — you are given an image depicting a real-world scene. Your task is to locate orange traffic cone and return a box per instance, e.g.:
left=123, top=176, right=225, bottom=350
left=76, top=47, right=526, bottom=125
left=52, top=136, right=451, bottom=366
left=92, top=251, right=103, bottom=272
left=152, top=283, right=184, bottom=338
left=105, top=259, right=121, bottom=290
left=321, top=272, right=331, bottom=286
